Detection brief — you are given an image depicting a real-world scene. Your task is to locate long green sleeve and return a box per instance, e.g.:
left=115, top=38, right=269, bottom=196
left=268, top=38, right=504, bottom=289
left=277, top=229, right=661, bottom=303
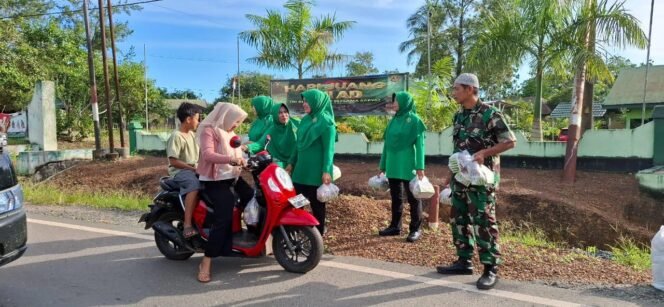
left=321, top=125, right=335, bottom=175
left=415, top=132, right=425, bottom=170
left=379, top=143, right=386, bottom=171
left=247, top=131, right=268, bottom=154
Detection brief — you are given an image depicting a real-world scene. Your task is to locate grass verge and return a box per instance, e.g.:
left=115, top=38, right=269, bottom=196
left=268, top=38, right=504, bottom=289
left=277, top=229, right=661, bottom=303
left=502, top=222, right=560, bottom=249
left=22, top=180, right=151, bottom=211
left=610, top=236, right=651, bottom=271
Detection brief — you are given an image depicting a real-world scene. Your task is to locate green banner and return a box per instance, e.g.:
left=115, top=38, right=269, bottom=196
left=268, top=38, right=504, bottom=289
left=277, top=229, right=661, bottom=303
left=270, top=73, right=408, bottom=116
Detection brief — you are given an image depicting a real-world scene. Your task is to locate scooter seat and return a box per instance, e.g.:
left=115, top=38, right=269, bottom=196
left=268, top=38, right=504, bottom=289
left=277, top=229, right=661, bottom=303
left=160, top=176, right=179, bottom=192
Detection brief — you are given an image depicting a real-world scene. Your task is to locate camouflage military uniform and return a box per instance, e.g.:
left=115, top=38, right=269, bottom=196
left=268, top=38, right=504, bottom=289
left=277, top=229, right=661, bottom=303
left=450, top=102, right=516, bottom=265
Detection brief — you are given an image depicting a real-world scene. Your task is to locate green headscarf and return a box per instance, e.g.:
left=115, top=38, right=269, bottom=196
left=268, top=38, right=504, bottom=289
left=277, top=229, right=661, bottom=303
left=384, top=91, right=426, bottom=149
left=248, top=95, right=274, bottom=142
left=297, top=89, right=335, bottom=151
left=268, top=103, right=299, bottom=161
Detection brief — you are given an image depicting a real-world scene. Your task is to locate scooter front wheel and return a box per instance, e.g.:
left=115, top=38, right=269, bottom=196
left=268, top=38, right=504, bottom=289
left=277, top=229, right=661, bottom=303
left=272, top=226, right=323, bottom=273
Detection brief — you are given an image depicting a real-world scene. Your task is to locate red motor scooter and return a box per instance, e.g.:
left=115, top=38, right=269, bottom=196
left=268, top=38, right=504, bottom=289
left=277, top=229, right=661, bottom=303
left=139, top=135, right=323, bottom=273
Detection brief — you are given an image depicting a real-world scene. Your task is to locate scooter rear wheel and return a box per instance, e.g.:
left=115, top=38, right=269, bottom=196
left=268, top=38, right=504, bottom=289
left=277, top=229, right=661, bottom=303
left=273, top=226, right=323, bottom=273
left=155, top=212, right=195, bottom=261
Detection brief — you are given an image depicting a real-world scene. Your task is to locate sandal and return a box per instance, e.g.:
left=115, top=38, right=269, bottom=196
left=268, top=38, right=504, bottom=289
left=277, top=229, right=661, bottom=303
left=197, top=264, right=211, bottom=283
left=183, top=226, right=198, bottom=239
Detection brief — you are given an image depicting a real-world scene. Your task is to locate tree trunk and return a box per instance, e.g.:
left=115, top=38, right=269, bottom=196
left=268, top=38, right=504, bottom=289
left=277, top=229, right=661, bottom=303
left=581, top=1, right=597, bottom=134
left=530, top=61, right=544, bottom=141
left=563, top=9, right=592, bottom=183
left=298, top=63, right=303, bottom=79
left=582, top=80, right=594, bottom=131
left=455, top=0, right=465, bottom=77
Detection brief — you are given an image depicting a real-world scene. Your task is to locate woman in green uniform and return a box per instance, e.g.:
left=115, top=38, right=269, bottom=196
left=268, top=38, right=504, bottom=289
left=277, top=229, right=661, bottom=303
left=245, top=103, right=299, bottom=168
left=287, top=89, right=336, bottom=236
left=378, top=91, right=427, bottom=242
left=248, top=95, right=274, bottom=142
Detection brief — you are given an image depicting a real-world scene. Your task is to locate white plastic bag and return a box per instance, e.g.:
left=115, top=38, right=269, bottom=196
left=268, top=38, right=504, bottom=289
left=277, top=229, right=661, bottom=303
left=243, top=197, right=259, bottom=226
left=652, top=226, right=664, bottom=291
left=409, top=176, right=435, bottom=199
left=368, top=174, right=389, bottom=192
left=456, top=150, right=495, bottom=186
left=332, top=165, right=342, bottom=181
left=317, top=183, right=340, bottom=202
left=439, top=187, right=452, bottom=206
left=448, top=152, right=460, bottom=174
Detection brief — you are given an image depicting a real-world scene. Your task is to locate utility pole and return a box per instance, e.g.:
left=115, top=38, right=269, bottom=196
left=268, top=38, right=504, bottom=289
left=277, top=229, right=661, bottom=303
left=97, top=0, right=114, bottom=153
left=106, top=0, right=126, bottom=150
left=427, top=3, right=432, bottom=112
left=641, top=0, right=655, bottom=126
left=82, top=0, right=102, bottom=156
left=237, top=36, right=241, bottom=101
left=144, top=44, right=148, bottom=131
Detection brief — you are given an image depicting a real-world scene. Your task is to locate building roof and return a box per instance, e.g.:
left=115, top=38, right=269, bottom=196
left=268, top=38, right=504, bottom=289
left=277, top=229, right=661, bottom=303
left=164, top=99, right=208, bottom=110
left=603, top=65, right=664, bottom=108
left=550, top=103, right=606, bottom=118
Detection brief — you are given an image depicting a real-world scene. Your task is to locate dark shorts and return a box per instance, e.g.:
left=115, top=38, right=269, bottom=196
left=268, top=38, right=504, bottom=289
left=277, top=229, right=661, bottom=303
left=172, top=170, right=202, bottom=195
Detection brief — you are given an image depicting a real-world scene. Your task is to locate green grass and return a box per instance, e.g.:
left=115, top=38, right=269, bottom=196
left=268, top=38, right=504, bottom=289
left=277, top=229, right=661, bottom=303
left=502, top=222, right=560, bottom=249
left=7, top=138, right=29, bottom=145
left=22, top=181, right=151, bottom=211
left=610, top=236, right=651, bottom=271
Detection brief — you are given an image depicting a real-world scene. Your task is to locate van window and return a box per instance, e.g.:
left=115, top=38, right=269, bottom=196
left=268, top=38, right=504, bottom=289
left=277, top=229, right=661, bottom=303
left=0, top=153, right=18, bottom=190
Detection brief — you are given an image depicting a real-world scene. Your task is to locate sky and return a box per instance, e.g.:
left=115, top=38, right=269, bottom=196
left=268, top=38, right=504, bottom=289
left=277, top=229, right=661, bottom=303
left=114, top=0, right=663, bottom=102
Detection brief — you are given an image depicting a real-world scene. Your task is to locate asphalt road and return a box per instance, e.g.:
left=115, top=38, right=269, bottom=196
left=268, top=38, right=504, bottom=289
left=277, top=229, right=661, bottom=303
left=1, top=212, right=662, bottom=307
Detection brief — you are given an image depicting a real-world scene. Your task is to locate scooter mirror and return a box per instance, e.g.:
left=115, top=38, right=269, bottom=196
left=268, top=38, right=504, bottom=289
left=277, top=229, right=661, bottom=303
left=230, top=135, right=242, bottom=148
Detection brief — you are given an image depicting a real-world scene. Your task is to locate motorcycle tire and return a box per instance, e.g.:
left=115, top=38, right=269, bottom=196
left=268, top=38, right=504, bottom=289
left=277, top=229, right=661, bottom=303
left=154, top=212, right=195, bottom=261
left=272, top=226, right=323, bottom=273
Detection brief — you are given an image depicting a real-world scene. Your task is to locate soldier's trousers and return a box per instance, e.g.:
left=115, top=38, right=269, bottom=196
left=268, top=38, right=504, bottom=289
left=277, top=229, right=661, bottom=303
left=449, top=182, right=502, bottom=265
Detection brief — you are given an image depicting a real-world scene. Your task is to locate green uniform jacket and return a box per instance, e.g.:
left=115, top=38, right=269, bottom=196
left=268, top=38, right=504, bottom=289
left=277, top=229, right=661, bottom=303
left=289, top=89, right=336, bottom=186
left=247, top=104, right=300, bottom=168
left=379, top=133, right=425, bottom=181
left=248, top=96, right=274, bottom=142
left=379, top=91, right=426, bottom=181
left=290, top=124, right=336, bottom=186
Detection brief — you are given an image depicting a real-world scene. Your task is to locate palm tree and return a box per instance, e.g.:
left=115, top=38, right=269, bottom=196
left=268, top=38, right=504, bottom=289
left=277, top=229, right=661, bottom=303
left=469, top=0, right=573, bottom=141
left=399, top=0, right=480, bottom=78
left=571, top=0, right=647, bottom=133
left=563, top=0, right=646, bottom=181
left=239, top=0, right=355, bottom=79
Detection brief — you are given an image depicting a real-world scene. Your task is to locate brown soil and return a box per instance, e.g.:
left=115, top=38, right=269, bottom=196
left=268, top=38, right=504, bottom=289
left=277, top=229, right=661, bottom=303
left=46, top=156, right=661, bottom=285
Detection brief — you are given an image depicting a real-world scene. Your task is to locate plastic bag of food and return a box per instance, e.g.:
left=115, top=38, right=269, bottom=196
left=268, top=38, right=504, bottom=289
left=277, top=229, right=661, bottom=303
left=409, top=176, right=435, bottom=199
left=332, top=165, right=342, bottom=181
left=243, top=197, right=259, bottom=226
left=448, top=152, right=460, bottom=174
left=439, top=187, right=452, bottom=206
left=653, top=226, right=664, bottom=291
left=455, top=172, right=471, bottom=187
left=368, top=174, right=389, bottom=192
left=317, top=183, right=340, bottom=203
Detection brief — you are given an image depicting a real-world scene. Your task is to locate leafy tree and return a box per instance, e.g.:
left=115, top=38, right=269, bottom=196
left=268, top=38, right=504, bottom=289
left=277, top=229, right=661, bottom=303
left=216, top=72, right=273, bottom=102
left=345, top=51, right=379, bottom=76
left=240, top=0, right=355, bottom=79
left=469, top=0, right=573, bottom=141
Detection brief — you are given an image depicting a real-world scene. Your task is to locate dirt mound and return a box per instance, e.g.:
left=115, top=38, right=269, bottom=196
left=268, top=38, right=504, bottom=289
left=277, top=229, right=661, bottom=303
left=325, top=195, right=649, bottom=285
left=334, top=159, right=663, bottom=249
left=48, top=156, right=167, bottom=197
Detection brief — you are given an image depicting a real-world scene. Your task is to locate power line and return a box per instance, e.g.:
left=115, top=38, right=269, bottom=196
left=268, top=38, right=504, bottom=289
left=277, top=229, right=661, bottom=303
left=148, top=54, right=233, bottom=64
left=0, top=0, right=163, bottom=20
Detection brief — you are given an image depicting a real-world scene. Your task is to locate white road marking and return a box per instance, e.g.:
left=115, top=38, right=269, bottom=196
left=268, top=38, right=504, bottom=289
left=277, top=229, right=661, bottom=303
left=27, top=218, right=153, bottom=241
left=320, top=261, right=581, bottom=307
left=28, top=218, right=583, bottom=307
left=17, top=242, right=154, bottom=266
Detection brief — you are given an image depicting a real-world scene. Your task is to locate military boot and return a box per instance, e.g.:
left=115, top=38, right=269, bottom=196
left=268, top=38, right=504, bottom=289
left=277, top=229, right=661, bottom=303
left=436, top=258, right=474, bottom=275
left=476, top=265, right=498, bottom=290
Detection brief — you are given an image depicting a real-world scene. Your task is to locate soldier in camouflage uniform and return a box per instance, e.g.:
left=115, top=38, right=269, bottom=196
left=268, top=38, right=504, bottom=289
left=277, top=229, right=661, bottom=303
left=436, top=73, right=516, bottom=290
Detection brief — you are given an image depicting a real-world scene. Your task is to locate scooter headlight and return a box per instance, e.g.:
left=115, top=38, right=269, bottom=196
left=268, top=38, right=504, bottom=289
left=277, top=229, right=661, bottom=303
left=275, top=167, right=294, bottom=191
